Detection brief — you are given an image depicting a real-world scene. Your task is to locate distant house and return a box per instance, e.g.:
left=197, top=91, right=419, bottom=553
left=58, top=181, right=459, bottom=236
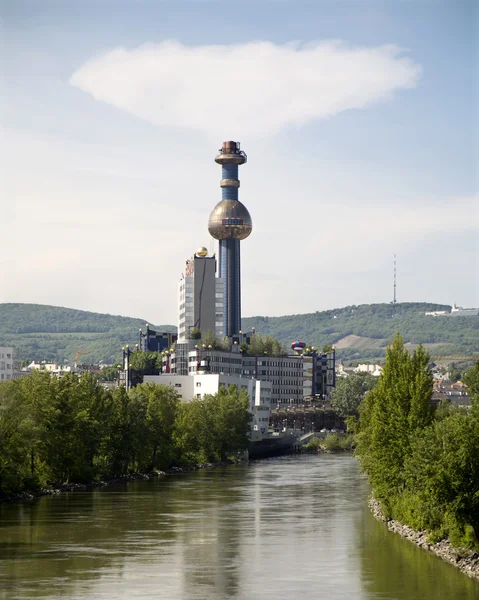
left=27, top=361, right=73, bottom=377
left=432, top=380, right=471, bottom=406
left=354, top=364, right=383, bottom=377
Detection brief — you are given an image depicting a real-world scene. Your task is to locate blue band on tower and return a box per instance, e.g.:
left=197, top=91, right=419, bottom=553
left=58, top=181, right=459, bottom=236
left=222, top=164, right=238, bottom=201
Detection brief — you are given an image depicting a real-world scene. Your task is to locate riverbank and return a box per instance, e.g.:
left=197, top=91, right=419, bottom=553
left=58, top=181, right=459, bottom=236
left=369, top=497, right=479, bottom=580
left=0, top=460, right=239, bottom=504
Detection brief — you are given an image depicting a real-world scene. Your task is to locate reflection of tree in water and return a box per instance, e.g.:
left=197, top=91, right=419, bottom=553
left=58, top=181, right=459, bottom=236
left=178, top=468, right=244, bottom=600
left=357, top=507, right=479, bottom=600
left=0, top=477, right=186, bottom=599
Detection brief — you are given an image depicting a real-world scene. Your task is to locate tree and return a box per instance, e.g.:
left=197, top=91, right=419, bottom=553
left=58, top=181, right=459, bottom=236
left=173, top=386, right=252, bottom=463
left=356, top=334, right=433, bottom=505
left=330, top=372, right=377, bottom=419
left=404, top=409, right=479, bottom=546
left=463, top=361, right=479, bottom=401
left=129, top=351, right=162, bottom=383
left=0, top=380, right=36, bottom=493
left=128, top=383, right=181, bottom=470
left=101, top=365, right=120, bottom=382
left=245, top=334, right=284, bottom=357
left=205, top=385, right=252, bottom=460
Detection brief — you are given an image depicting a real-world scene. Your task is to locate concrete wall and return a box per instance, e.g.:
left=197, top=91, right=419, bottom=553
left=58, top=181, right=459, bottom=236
left=193, top=256, right=217, bottom=338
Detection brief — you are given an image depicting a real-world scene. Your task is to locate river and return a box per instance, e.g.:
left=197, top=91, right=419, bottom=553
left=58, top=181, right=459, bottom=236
left=1, top=455, right=478, bottom=600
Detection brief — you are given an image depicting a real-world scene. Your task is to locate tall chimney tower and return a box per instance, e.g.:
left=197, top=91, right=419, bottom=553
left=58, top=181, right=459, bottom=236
left=208, top=141, right=252, bottom=337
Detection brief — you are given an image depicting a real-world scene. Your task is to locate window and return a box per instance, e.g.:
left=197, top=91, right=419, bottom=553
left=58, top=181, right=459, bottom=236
left=196, top=393, right=201, bottom=398
left=196, top=382, right=201, bottom=387
left=175, top=383, right=182, bottom=388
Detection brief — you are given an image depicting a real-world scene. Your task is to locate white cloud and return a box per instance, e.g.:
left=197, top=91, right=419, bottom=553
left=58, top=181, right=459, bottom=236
left=70, top=40, right=421, bottom=137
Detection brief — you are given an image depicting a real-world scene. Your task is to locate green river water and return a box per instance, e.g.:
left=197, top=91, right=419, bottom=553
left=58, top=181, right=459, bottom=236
left=1, top=455, right=478, bottom=600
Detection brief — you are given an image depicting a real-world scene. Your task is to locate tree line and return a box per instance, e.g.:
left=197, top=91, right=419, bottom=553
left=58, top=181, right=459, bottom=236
left=0, top=372, right=251, bottom=496
left=354, top=335, right=479, bottom=550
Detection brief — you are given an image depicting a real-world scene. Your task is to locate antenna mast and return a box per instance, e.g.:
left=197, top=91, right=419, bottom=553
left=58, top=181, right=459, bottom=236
left=393, top=254, right=397, bottom=305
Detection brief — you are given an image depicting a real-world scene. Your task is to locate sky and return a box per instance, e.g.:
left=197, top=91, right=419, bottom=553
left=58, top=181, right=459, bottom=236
left=1, top=0, right=477, bottom=325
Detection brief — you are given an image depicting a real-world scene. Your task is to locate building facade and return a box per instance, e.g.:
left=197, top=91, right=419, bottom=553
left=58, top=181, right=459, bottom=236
left=161, top=345, right=335, bottom=407
left=0, top=347, right=13, bottom=381
left=139, top=325, right=177, bottom=353
left=177, top=249, right=224, bottom=343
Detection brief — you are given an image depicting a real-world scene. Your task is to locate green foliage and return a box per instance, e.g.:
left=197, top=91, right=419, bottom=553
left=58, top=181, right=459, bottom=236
left=129, top=351, right=162, bottom=380
left=304, top=436, right=322, bottom=450
left=189, top=328, right=202, bottom=340
left=330, top=372, right=378, bottom=418
left=0, top=373, right=252, bottom=495
left=0, top=303, right=175, bottom=364
left=243, top=334, right=285, bottom=357
left=243, top=302, right=479, bottom=361
left=304, top=433, right=355, bottom=452
left=2, top=302, right=477, bottom=365
left=101, top=365, right=120, bottom=382
left=355, top=336, right=479, bottom=550
left=463, top=361, right=479, bottom=401
left=174, top=385, right=252, bottom=463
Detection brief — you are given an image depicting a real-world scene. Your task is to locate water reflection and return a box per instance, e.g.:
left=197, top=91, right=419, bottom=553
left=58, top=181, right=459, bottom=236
left=0, top=457, right=477, bottom=600
left=358, top=500, right=479, bottom=600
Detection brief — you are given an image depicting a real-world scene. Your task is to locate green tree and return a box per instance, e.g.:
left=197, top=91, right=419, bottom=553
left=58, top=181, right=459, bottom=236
left=463, top=361, right=479, bottom=400
left=101, top=365, right=121, bottom=382
left=100, top=385, right=147, bottom=476
left=356, top=334, right=433, bottom=505
left=205, top=385, right=252, bottom=460
left=129, top=351, right=162, bottom=382
left=128, top=383, right=181, bottom=470
left=403, top=409, right=479, bottom=546
left=330, top=372, right=377, bottom=419
left=0, top=379, right=38, bottom=493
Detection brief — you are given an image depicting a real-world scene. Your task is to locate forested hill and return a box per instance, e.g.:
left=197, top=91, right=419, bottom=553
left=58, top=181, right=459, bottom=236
left=0, top=303, right=175, bottom=364
left=243, top=302, right=479, bottom=361
left=1, top=302, right=478, bottom=365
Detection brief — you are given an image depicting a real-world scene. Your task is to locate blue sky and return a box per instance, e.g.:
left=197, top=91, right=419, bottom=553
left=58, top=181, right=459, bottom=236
left=1, top=0, right=477, bottom=323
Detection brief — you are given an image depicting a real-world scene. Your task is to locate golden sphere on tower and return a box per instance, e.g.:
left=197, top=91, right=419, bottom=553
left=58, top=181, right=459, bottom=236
left=196, top=247, right=208, bottom=257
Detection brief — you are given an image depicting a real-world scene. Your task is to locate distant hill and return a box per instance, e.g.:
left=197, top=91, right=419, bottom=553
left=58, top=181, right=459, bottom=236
left=0, top=303, right=175, bottom=364
left=243, top=302, right=479, bottom=362
left=1, top=302, right=478, bottom=365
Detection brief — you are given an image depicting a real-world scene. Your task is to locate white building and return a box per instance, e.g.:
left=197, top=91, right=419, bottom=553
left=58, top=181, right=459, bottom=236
left=0, top=347, right=13, bottom=381
left=178, top=248, right=225, bottom=343
left=27, top=361, right=73, bottom=376
left=450, top=303, right=479, bottom=317
left=354, top=364, right=383, bottom=377
left=144, top=373, right=272, bottom=435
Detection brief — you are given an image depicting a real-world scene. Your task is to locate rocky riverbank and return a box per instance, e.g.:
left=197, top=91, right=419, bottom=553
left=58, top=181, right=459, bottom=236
left=369, top=497, right=479, bottom=581
left=0, top=460, right=238, bottom=504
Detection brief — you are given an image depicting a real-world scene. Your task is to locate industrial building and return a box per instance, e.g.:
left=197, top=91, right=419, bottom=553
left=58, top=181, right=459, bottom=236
left=161, top=344, right=335, bottom=407
left=121, top=141, right=336, bottom=413
left=208, top=141, right=252, bottom=337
